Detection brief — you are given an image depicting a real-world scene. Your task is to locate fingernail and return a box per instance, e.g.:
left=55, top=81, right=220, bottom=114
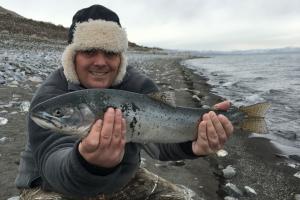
left=218, top=114, right=225, bottom=118
left=116, top=108, right=122, bottom=115
left=209, top=111, right=216, bottom=117
left=107, top=107, right=112, bottom=112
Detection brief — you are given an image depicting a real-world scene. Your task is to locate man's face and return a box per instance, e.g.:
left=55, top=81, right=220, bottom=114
left=75, top=49, right=121, bottom=88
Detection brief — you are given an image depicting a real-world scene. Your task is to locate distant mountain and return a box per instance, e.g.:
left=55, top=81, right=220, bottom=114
left=0, top=6, right=68, bottom=41
left=0, top=5, right=23, bottom=18
left=194, top=47, right=300, bottom=56
left=0, top=6, right=154, bottom=50
left=232, top=47, right=300, bottom=54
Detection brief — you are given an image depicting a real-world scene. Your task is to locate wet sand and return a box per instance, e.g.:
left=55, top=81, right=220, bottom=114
left=0, top=41, right=299, bottom=199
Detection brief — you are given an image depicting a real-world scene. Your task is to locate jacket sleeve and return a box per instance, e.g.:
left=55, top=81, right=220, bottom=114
left=141, top=142, right=199, bottom=161
left=29, top=69, right=138, bottom=197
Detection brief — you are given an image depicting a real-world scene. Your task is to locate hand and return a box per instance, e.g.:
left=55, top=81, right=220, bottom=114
left=192, top=101, right=234, bottom=156
left=78, top=108, right=126, bottom=168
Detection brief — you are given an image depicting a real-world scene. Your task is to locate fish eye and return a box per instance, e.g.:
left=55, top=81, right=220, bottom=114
left=53, top=109, right=63, bottom=117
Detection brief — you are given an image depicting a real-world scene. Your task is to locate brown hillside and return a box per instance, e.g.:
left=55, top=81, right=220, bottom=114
left=0, top=6, right=68, bottom=41
left=0, top=6, right=160, bottom=50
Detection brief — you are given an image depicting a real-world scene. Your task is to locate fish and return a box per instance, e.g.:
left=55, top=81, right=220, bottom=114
left=30, top=89, right=271, bottom=143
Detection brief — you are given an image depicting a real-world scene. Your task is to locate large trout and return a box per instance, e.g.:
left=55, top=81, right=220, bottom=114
left=30, top=89, right=270, bottom=143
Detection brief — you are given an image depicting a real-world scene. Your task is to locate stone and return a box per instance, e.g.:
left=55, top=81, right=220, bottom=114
left=0, top=117, right=8, bottom=126
left=222, top=165, right=236, bottom=179
left=7, top=196, right=20, bottom=200
left=224, top=183, right=243, bottom=198
left=244, top=186, right=257, bottom=197
left=294, top=171, right=300, bottom=179
left=217, top=149, right=228, bottom=157
left=20, top=101, right=31, bottom=112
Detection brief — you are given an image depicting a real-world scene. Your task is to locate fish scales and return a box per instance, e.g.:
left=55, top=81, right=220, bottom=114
left=80, top=89, right=203, bottom=143
left=30, top=89, right=270, bottom=144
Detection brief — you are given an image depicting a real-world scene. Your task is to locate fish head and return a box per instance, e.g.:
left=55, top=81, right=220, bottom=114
left=30, top=98, right=96, bottom=137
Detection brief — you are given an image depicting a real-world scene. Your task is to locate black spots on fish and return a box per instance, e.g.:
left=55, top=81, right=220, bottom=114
left=130, top=117, right=139, bottom=137
left=120, top=103, right=140, bottom=113
left=120, top=104, right=128, bottom=113
left=131, top=103, right=140, bottom=112
left=130, top=117, right=137, bottom=130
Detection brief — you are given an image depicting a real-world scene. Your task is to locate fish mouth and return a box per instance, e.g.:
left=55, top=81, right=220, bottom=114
left=30, top=111, right=63, bottom=130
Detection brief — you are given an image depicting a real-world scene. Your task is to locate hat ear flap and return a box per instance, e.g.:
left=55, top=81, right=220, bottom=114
left=112, top=53, right=127, bottom=86
left=62, top=44, right=80, bottom=84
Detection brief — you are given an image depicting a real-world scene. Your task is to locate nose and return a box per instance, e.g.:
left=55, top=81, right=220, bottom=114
left=93, top=52, right=107, bottom=66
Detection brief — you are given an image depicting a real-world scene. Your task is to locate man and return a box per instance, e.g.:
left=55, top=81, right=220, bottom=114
left=15, top=4, right=233, bottom=200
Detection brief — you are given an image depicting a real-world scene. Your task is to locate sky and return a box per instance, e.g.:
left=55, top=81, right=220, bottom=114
left=1, top=0, right=300, bottom=51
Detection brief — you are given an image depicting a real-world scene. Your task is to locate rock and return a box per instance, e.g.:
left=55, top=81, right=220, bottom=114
left=168, top=86, right=174, bottom=90
left=201, top=105, right=210, bottom=109
left=7, top=196, right=19, bottom=200
left=223, top=183, right=243, bottom=198
left=224, top=196, right=238, bottom=200
left=10, top=111, right=18, bottom=115
left=222, top=165, right=236, bottom=179
left=295, top=194, right=300, bottom=200
left=155, top=163, right=168, bottom=168
left=192, top=95, right=201, bottom=102
left=0, top=117, right=8, bottom=125
left=168, top=160, right=185, bottom=167
left=0, top=77, right=5, bottom=84
left=217, top=149, right=228, bottom=157
left=294, top=171, right=300, bottom=179
left=19, top=101, right=31, bottom=112
left=0, top=136, right=9, bottom=144
left=29, top=76, right=43, bottom=83
left=10, top=80, right=19, bottom=85
left=244, top=186, right=257, bottom=197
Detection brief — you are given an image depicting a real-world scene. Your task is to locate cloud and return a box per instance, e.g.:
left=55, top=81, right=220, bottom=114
left=1, top=0, right=300, bottom=50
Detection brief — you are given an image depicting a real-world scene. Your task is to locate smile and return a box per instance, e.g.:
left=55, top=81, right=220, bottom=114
left=90, top=71, right=109, bottom=77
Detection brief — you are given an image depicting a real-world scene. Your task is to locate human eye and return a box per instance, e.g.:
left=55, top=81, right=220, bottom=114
left=82, top=49, right=97, bottom=56
left=104, top=51, right=119, bottom=58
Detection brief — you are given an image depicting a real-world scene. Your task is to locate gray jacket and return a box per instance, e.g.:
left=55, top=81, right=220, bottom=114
left=15, top=66, right=197, bottom=198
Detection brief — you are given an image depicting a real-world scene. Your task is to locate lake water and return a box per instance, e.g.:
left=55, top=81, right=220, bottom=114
left=183, top=53, right=300, bottom=157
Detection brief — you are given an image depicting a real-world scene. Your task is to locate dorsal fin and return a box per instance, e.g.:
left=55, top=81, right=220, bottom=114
left=147, top=91, right=176, bottom=107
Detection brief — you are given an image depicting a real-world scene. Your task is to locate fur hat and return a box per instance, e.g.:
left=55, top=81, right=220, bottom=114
left=62, top=5, right=128, bottom=86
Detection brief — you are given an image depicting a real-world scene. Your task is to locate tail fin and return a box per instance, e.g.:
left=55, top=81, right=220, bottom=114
left=239, top=102, right=271, bottom=134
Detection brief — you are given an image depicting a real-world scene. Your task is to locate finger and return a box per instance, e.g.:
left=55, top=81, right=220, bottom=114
left=218, top=114, right=234, bottom=137
left=80, top=119, right=102, bottom=153
left=99, top=108, right=115, bottom=148
left=209, top=111, right=227, bottom=146
left=193, top=121, right=213, bottom=155
left=202, top=113, right=210, bottom=121
left=213, top=100, right=231, bottom=111
left=121, top=118, right=126, bottom=140
left=198, top=120, right=208, bottom=142
left=206, top=115, right=221, bottom=150
left=111, top=109, right=122, bottom=146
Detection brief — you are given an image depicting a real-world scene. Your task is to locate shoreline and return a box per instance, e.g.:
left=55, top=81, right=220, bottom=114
left=130, top=55, right=300, bottom=200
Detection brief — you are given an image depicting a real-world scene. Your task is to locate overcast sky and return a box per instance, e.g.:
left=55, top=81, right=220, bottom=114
left=1, top=0, right=300, bottom=51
